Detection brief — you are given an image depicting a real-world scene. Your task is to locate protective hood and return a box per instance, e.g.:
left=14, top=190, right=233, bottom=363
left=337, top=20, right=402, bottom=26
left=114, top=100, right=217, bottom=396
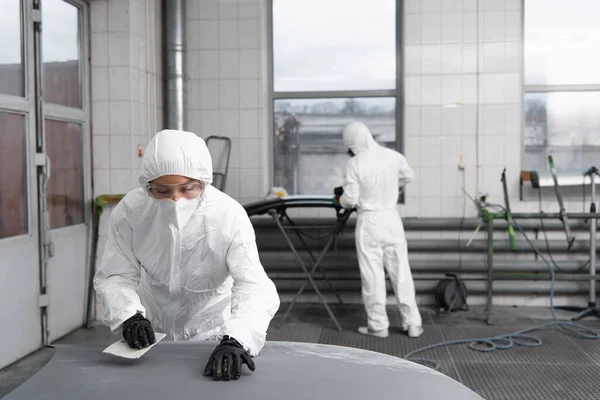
left=139, top=129, right=213, bottom=186
left=342, top=122, right=377, bottom=155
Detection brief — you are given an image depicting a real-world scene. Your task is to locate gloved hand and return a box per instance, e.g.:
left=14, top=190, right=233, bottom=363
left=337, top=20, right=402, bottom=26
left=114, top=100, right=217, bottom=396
left=332, top=195, right=341, bottom=207
left=122, top=313, right=156, bottom=349
left=333, top=186, right=344, bottom=196
left=203, top=335, right=255, bottom=381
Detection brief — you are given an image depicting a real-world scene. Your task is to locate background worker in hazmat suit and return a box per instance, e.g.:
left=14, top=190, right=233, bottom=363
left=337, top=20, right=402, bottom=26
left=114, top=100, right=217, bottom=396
left=94, top=129, right=280, bottom=381
left=334, top=122, right=423, bottom=339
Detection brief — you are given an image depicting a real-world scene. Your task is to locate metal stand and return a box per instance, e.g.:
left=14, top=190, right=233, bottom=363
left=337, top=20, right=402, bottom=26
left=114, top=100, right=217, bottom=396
left=270, top=208, right=354, bottom=331
left=557, top=167, right=600, bottom=320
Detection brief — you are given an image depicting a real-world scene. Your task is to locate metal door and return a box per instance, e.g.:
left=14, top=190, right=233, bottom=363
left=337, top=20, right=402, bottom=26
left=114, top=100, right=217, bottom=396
left=0, top=0, right=43, bottom=369
left=40, top=0, right=92, bottom=342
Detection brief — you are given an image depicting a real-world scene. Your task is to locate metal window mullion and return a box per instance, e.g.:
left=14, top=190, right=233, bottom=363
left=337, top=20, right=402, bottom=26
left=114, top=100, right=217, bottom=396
left=0, top=95, right=31, bottom=113
left=524, top=84, right=600, bottom=93
left=272, top=90, right=396, bottom=100
left=44, top=103, right=87, bottom=123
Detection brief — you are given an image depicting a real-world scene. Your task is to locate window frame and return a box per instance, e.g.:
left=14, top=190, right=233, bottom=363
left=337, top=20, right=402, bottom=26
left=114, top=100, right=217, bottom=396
left=267, top=0, right=405, bottom=198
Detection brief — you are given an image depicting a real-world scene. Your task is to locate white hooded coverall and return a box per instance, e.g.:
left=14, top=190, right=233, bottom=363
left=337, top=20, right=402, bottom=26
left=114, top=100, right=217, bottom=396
left=93, top=130, right=280, bottom=356
left=339, top=122, right=422, bottom=332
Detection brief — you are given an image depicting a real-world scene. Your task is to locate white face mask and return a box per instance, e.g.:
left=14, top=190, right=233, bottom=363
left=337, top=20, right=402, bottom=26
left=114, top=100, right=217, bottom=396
left=157, top=197, right=200, bottom=230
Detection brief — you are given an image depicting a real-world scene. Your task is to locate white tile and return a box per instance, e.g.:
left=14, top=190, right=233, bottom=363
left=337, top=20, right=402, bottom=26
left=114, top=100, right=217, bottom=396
left=482, top=43, right=505, bottom=73
left=462, top=12, right=477, bottom=43
left=441, top=44, right=462, bottom=73
left=405, top=0, right=420, bottom=13
left=108, top=0, right=130, bottom=32
left=462, top=44, right=477, bottom=73
left=420, top=106, right=442, bottom=136
left=218, top=1, right=238, bottom=19
left=421, top=14, right=442, bottom=44
left=239, top=49, right=259, bottom=78
left=504, top=137, right=521, bottom=166
left=461, top=137, right=477, bottom=168
left=420, top=137, right=442, bottom=167
left=187, top=20, right=199, bottom=51
left=482, top=12, right=505, bottom=42
left=199, top=110, right=220, bottom=137
left=482, top=136, right=505, bottom=166
left=238, top=19, right=259, bottom=49
left=504, top=73, right=521, bottom=103
left=405, top=76, right=421, bottom=105
left=198, top=81, right=220, bottom=111
left=441, top=13, right=462, bottom=43
left=421, top=0, right=442, bottom=13
left=91, top=0, right=108, bottom=33
left=404, top=14, right=421, bottom=45
left=404, top=136, right=420, bottom=166
left=110, top=169, right=135, bottom=194
left=240, top=168, right=263, bottom=198
left=199, top=50, right=220, bottom=79
left=186, top=51, right=200, bottom=80
left=461, top=105, right=477, bottom=137
left=108, top=33, right=131, bottom=66
left=239, top=79, right=259, bottom=109
left=130, top=101, right=140, bottom=137
left=462, top=74, right=478, bottom=104
left=421, top=76, right=442, bottom=105
left=109, top=101, right=130, bottom=134
left=219, top=20, right=238, bottom=49
left=399, top=200, right=420, bottom=217
left=504, top=42, right=521, bottom=73
left=239, top=138, right=261, bottom=169
left=93, top=169, right=111, bottom=197
left=131, top=69, right=143, bottom=103
left=187, top=110, right=201, bottom=134
left=504, top=104, right=522, bottom=137
left=109, top=135, right=133, bottom=169
left=92, top=67, right=109, bottom=101
left=482, top=104, right=505, bottom=135
left=198, top=0, right=219, bottom=19
left=219, top=50, right=239, bottom=79
left=404, top=46, right=421, bottom=75
left=420, top=45, right=441, bottom=74
left=228, top=138, right=240, bottom=169
left=186, top=0, right=199, bottom=20
left=187, top=80, right=201, bottom=110
left=440, top=137, right=463, bottom=167
left=441, top=0, right=462, bottom=12
left=223, top=168, right=240, bottom=198
left=93, top=135, right=110, bottom=170
left=92, top=101, right=110, bottom=135
left=239, top=0, right=259, bottom=18
left=481, top=166, right=504, bottom=197
left=220, top=110, right=239, bottom=138
left=482, top=0, right=505, bottom=11
left=406, top=169, right=421, bottom=197
left=482, top=73, right=505, bottom=104
left=442, top=106, right=463, bottom=136
left=404, top=106, right=420, bottom=136
left=462, top=0, right=477, bottom=11
left=420, top=197, right=442, bottom=217
left=198, top=21, right=219, bottom=49
left=109, top=67, right=131, bottom=101
left=136, top=36, right=148, bottom=71
left=239, top=109, right=260, bottom=139
left=91, top=33, right=109, bottom=67
left=219, top=80, right=239, bottom=109
left=442, top=75, right=462, bottom=105
left=505, top=11, right=522, bottom=41
left=505, top=0, right=522, bottom=10
left=441, top=167, right=463, bottom=197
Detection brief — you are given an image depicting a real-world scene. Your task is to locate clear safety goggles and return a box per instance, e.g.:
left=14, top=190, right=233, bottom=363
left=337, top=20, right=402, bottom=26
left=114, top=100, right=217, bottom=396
left=144, top=180, right=204, bottom=200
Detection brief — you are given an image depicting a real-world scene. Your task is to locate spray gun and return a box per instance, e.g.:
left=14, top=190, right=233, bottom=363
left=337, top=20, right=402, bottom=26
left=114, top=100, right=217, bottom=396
left=548, top=155, right=575, bottom=250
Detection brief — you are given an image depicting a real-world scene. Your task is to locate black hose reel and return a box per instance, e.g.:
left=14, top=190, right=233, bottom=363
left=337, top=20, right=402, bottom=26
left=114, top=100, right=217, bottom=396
left=434, top=273, right=469, bottom=313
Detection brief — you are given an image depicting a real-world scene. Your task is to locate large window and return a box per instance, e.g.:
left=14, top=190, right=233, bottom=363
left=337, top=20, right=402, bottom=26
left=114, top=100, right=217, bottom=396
left=524, top=0, right=600, bottom=171
left=271, top=0, right=399, bottom=195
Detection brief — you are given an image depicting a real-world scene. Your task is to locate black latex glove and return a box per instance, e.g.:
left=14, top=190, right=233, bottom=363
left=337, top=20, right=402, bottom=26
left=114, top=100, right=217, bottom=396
left=203, top=335, right=255, bottom=381
left=122, top=313, right=156, bottom=349
left=333, top=186, right=344, bottom=196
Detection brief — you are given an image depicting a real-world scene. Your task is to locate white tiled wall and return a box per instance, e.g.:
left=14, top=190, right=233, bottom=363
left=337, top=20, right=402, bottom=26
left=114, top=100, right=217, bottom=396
left=401, top=0, right=524, bottom=218
left=90, top=0, right=163, bottom=273
left=185, top=0, right=267, bottom=205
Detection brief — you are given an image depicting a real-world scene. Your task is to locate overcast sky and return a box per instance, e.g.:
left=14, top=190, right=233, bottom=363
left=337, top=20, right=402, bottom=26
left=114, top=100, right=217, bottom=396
left=0, top=0, right=79, bottom=65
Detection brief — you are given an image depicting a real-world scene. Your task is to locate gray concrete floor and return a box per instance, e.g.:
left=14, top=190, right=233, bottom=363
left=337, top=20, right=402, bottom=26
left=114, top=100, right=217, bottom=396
left=2, top=304, right=600, bottom=400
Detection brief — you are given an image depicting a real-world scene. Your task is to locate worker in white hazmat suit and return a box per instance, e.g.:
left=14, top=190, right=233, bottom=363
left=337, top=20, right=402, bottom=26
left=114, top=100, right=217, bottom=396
left=334, top=122, right=422, bottom=339
left=94, top=129, right=280, bottom=381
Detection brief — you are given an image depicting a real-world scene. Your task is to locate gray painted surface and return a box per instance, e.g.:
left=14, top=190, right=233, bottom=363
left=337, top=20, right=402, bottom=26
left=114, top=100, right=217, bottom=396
left=4, top=341, right=482, bottom=400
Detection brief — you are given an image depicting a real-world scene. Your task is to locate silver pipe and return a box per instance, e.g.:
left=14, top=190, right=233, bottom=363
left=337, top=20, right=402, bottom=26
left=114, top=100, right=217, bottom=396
left=164, top=0, right=187, bottom=130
